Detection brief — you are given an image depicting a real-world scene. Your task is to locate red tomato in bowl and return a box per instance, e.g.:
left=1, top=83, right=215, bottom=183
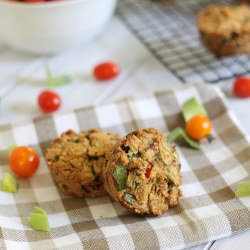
left=23, top=0, right=45, bottom=3
left=8, top=146, right=40, bottom=178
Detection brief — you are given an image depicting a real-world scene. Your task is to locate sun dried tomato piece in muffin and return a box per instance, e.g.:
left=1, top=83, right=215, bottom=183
left=45, top=129, right=119, bottom=198
left=102, top=128, right=182, bottom=216
left=197, top=5, right=250, bottom=57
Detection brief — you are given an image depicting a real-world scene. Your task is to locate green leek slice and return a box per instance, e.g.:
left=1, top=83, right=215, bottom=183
left=46, top=66, right=71, bottom=87
left=34, top=206, right=47, bottom=215
left=182, top=97, right=207, bottom=122
left=124, top=193, right=135, bottom=204
left=8, top=144, right=18, bottom=153
left=235, top=181, right=250, bottom=198
left=167, top=127, right=200, bottom=150
left=29, top=206, right=51, bottom=232
left=113, top=165, right=127, bottom=191
left=1, top=172, right=17, bottom=193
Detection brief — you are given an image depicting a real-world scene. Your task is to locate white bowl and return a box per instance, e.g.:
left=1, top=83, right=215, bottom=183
left=0, top=0, right=117, bottom=54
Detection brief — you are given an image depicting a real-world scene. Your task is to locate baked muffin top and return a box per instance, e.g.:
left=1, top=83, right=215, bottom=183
left=102, top=128, right=182, bottom=216
left=197, top=5, right=250, bottom=37
left=45, top=129, right=119, bottom=185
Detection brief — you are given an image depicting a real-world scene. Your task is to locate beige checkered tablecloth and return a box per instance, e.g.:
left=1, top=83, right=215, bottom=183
left=0, top=84, right=250, bottom=249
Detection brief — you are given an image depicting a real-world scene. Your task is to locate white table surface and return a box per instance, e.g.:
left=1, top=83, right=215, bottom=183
left=0, top=15, right=249, bottom=250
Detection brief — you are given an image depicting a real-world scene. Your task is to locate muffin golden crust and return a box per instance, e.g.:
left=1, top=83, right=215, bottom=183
left=102, top=128, right=182, bottom=216
left=197, top=5, right=250, bottom=57
left=45, top=129, right=119, bottom=198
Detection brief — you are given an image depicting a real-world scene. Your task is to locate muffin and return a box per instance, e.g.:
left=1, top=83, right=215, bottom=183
left=102, top=128, right=182, bottom=216
left=197, top=5, right=250, bottom=57
left=45, top=129, right=119, bottom=198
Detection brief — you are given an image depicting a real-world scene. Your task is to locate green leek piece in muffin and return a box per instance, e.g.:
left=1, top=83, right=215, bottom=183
left=45, top=129, right=119, bottom=198
left=102, top=128, right=182, bottom=216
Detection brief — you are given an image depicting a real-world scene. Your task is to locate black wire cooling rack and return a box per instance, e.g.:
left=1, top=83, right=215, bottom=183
left=116, top=0, right=250, bottom=83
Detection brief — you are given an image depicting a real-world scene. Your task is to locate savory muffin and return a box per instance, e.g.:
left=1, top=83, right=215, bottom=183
left=102, top=128, right=182, bottom=216
left=197, top=5, right=250, bottom=57
left=45, top=129, right=119, bottom=198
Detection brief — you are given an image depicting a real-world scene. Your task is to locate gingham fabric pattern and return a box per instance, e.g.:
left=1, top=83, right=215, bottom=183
left=0, top=84, right=249, bottom=250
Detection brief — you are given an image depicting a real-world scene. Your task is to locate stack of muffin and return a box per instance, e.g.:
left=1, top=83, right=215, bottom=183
left=45, top=128, right=182, bottom=216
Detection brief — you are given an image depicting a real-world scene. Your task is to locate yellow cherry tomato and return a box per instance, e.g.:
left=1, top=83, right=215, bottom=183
left=8, top=146, right=40, bottom=178
left=185, top=115, right=212, bottom=141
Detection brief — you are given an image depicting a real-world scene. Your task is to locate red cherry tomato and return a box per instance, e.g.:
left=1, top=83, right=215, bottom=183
left=38, top=90, right=61, bottom=113
left=8, top=146, right=40, bottom=178
left=23, top=0, right=45, bottom=3
left=93, top=62, right=120, bottom=81
left=185, top=115, right=212, bottom=141
left=233, top=77, right=250, bottom=98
